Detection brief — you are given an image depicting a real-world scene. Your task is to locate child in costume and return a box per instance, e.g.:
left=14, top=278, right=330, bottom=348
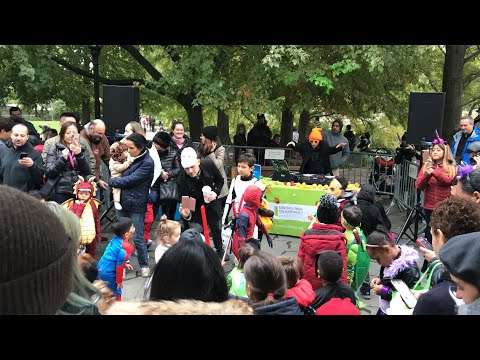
left=109, top=142, right=133, bottom=210
left=232, top=185, right=272, bottom=261
left=227, top=244, right=256, bottom=298
left=97, top=217, right=135, bottom=301
left=367, top=225, right=420, bottom=315
left=62, top=177, right=102, bottom=258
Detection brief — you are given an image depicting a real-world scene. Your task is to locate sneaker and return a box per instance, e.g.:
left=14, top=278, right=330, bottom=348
left=146, top=240, right=153, bottom=249
left=141, top=267, right=150, bottom=278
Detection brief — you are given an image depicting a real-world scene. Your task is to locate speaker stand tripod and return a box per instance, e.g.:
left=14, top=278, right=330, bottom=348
left=394, top=188, right=426, bottom=245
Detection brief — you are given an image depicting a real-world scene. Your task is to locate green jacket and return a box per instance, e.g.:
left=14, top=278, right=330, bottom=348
left=345, top=227, right=367, bottom=285
left=226, top=267, right=247, bottom=298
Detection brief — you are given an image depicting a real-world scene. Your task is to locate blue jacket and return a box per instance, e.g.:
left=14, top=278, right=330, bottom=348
left=109, top=150, right=154, bottom=212
left=451, top=127, right=480, bottom=165
left=98, top=236, right=133, bottom=275
left=254, top=297, right=302, bottom=315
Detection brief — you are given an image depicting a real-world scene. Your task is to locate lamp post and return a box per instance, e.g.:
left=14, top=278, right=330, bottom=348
left=88, top=45, right=103, bottom=119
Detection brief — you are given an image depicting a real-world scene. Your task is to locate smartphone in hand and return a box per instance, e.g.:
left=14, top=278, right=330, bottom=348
left=416, top=237, right=434, bottom=251
left=422, top=149, right=430, bottom=164
left=391, top=279, right=417, bottom=309
left=19, top=152, right=28, bottom=159
left=181, top=196, right=196, bottom=212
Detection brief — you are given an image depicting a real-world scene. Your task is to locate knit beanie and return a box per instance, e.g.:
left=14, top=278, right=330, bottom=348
left=439, top=231, right=480, bottom=290
left=0, top=185, right=74, bottom=314
left=202, top=126, right=218, bottom=141
left=309, top=128, right=323, bottom=142
left=152, top=131, right=172, bottom=148
left=317, top=193, right=339, bottom=224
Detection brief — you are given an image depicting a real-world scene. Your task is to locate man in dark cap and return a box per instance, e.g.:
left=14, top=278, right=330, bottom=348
left=439, top=231, right=480, bottom=315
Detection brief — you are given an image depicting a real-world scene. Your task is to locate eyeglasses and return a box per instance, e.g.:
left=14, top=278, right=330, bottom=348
left=309, top=140, right=319, bottom=144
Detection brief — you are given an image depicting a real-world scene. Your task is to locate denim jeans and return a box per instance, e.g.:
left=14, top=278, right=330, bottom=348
left=116, top=209, right=149, bottom=268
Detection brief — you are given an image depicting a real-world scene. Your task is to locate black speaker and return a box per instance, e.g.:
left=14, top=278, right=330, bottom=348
left=406, top=92, right=446, bottom=145
left=102, top=85, right=139, bottom=137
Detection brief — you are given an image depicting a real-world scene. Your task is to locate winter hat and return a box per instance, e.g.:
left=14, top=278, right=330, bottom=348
left=466, top=142, right=480, bottom=154
left=202, top=126, right=218, bottom=141
left=0, top=185, right=74, bottom=314
left=439, top=232, right=480, bottom=290
left=152, top=131, right=171, bottom=148
left=180, top=228, right=204, bottom=243
left=181, top=147, right=198, bottom=168
left=309, top=128, right=323, bottom=142
left=316, top=298, right=361, bottom=315
left=317, top=193, right=339, bottom=224
left=75, top=180, right=95, bottom=199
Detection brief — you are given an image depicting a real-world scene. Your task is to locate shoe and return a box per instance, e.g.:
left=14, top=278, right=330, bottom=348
left=146, top=240, right=153, bottom=249
left=217, top=249, right=230, bottom=262
left=141, top=267, right=150, bottom=278
left=359, top=282, right=371, bottom=300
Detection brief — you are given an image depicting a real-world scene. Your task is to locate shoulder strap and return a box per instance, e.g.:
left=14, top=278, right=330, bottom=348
left=413, top=259, right=442, bottom=290
left=347, top=228, right=362, bottom=252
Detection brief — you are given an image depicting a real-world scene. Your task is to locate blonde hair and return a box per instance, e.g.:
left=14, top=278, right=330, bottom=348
left=155, top=215, right=181, bottom=246
left=126, top=121, right=145, bottom=137
left=422, top=143, right=457, bottom=177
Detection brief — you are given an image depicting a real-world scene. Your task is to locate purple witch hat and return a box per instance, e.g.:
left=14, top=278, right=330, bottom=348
left=432, top=130, right=448, bottom=145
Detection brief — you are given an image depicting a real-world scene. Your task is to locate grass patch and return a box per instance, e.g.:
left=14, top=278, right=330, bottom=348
left=29, top=120, right=61, bottom=134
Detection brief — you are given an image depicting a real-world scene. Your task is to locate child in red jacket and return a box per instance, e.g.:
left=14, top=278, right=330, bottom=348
left=277, top=256, right=316, bottom=313
left=298, top=193, right=348, bottom=290
left=415, top=131, right=457, bottom=243
left=232, top=185, right=271, bottom=261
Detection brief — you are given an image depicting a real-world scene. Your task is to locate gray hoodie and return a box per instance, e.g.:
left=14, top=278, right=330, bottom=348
left=323, top=130, right=350, bottom=169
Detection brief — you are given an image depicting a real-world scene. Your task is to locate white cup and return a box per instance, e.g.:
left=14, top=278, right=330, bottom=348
left=202, top=186, right=212, bottom=203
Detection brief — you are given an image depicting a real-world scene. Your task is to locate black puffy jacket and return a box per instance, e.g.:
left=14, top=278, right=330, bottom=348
left=45, top=143, right=91, bottom=195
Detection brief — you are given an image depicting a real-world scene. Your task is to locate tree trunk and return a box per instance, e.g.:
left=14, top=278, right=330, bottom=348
left=299, top=110, right=310, bottom=144
left=217, top=108, right=231, bottom=144
left=280, top=107, right=294, bottom=147
left=442, top=45, right=467, bottom=141
left=177, top=92, right=203, bottom=141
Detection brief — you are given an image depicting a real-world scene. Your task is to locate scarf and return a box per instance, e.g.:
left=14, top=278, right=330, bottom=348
left=173, top=136, right=185, bottom=149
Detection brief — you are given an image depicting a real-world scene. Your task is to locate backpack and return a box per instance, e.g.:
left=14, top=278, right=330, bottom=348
left=347, top=228, right=370, bottom=292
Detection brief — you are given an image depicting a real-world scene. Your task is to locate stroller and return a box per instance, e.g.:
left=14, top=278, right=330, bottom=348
left=369, top=148, right=395, bottom=193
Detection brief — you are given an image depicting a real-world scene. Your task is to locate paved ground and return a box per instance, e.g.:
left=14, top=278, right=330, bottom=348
left=95, top=192, right=426, bottom=315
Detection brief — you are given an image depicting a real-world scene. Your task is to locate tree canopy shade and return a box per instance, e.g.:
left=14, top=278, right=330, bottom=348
left=0, top=45, right=478, bottom=146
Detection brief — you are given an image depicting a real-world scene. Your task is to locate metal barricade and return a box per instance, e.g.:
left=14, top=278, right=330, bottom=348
left=390, top=159, right=423, bottom=213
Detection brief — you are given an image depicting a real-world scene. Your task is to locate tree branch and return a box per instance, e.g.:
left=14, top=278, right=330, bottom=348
left=463, top=95, right=480, bottom=107
left=464, top=49, right=480, bottom=64
left=120, top=45, right=163, bottom=81
left=50, top=56, right=144, bottom=85
left=309, top=112, right=340, bottom=119
left=463, top=71, right=480, bottom=86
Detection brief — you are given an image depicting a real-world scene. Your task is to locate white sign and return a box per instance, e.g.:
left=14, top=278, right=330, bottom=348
left=268, top=202, right=317, bottom=222
left=408, top=164, right=418, bottom=179
left=265, top=149, right=285, bottom=160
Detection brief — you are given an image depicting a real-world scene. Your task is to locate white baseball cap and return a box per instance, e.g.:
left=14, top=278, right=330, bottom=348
left=181, top=147, right=198, bottom=168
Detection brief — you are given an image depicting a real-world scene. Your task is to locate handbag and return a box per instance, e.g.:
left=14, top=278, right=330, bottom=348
left=159, top=179, right=178, bottom=201
left=40, top=176, right=61, bottom=201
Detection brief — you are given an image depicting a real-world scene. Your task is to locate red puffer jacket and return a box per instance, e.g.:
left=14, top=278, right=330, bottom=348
left=415, top=163, right=455, bottom=210
left=298, top=222, right=348, bottom=290
left=285, top=279, right=316, bottom=308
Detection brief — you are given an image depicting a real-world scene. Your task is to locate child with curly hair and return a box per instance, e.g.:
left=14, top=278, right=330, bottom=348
left=109, top=142, right=133, bottom=210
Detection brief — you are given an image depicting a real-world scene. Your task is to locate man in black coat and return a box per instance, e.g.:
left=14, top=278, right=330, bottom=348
left=177, top=147, right=229, bottom=260
left=0, top=124, right=43, bottom=192
left=247, top=114, right=273, bottom=165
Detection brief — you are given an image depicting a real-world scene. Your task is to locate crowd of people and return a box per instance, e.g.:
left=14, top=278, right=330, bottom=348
left=2, top=107, right=480, bottom=316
